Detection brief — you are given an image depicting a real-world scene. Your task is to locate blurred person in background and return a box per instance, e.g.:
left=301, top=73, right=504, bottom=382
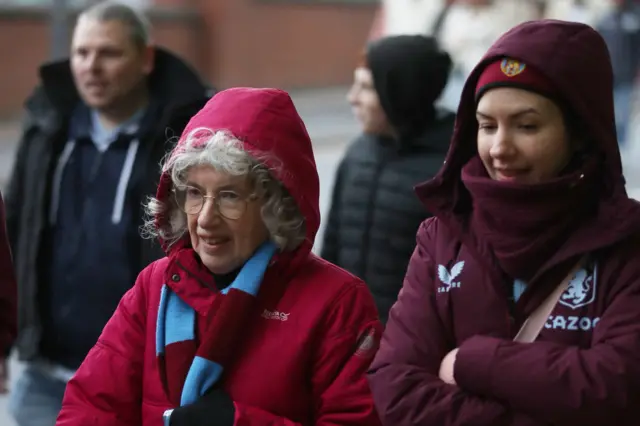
left=0, top=190, right=17, bottom=395
left=438, top=0, right=542, bottom=78
left=5, top=1, right=211, bottom=425
left=321, top=35, right=454, bottom=324
left=368, top=19, right=640, bottom=425
left=373, top=0, right=449, bottom=38
left=56, top=87, right=382, bottom=426
left=369, top=0, right=542, bottom=111
left=543, top=0, right=613, bottom=25
left=596, top=0, right=640, bottom=146
left=436, top=0, right=541, bottom=111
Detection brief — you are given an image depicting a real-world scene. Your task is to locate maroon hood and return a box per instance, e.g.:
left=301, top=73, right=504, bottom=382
left=417, top=19, right=640, bottom=271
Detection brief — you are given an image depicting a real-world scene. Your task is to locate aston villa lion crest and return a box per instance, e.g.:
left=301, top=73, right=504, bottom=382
left=559, top=267, right=597, bottom=310
left=500, top=58, right=526, bottom=77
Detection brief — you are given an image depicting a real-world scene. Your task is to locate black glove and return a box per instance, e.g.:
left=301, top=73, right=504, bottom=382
left=169, top=387, right=235, bottom=426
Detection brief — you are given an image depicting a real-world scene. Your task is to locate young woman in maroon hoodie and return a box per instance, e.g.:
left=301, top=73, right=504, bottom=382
left=368, top=19, right=640, bottom=426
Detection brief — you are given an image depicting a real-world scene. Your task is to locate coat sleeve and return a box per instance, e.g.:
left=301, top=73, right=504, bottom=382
left=0, top=191, right=16, bottom=355
left=367, top=219, right=548, bottom=426
left=319, top=160, right=346, bottom=264
left=4, top=113, right=33, bottom=253
left=56, top=263, right=152, bottom=425
left=232, top=281, right=383, bottom=426
left=453, top=240, right=640, bottom=426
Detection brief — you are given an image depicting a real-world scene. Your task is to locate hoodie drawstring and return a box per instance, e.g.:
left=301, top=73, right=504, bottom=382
left=48, top=138, right=140, bottom=226
left=111, top=139, right=140, bottom=224
left=49, top=140, right=77, bottom=226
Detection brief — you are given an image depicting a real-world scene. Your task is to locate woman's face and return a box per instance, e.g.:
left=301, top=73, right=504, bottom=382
left=347, top=67, right=393, bottom=136
left=476, top=87, right=573, bottom=184
left=183, top=165, right=269, bottom=275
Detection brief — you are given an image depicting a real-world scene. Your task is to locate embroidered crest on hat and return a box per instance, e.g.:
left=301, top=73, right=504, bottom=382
left=500, top=59, right=526, bottom=77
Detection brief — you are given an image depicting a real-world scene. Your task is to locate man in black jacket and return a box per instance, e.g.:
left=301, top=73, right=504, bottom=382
left=321, top=35, right=454, bottom=323
left=5, top=2, right=212, bottom=424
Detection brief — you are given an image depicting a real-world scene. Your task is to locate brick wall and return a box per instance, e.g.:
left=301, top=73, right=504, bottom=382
left=0, top=1, right=376, bottom=119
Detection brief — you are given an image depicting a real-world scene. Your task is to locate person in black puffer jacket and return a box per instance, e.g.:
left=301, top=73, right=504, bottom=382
left=321, top=35, right=455, bottom=323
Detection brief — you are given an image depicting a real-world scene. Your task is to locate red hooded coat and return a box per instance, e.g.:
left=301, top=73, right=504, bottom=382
left=56, top=88, right=382, bottom=426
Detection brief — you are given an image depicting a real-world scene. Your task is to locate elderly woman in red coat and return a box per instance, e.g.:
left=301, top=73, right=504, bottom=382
left=56, top=88, right=383, bottom=426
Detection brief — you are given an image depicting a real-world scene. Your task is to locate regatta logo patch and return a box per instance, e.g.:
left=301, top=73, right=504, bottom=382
left=500, top=58, right=526, bottom=77
left=559, top=267, right=596, bottom=310
left=437, top=261, right=465, bottom=293
left=261, top=309, right=289, bottom=321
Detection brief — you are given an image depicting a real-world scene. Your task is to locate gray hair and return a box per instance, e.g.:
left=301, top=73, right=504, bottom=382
left=80, top=1, right=151, bottom=49
left=143, top=129, right=307, bottom=252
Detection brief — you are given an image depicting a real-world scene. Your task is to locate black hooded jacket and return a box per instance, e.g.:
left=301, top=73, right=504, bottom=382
left=321, top=36, right=455, bottom=323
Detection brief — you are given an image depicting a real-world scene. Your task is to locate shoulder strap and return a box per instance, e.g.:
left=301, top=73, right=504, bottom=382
left=513, top=257, right=587, bottom=343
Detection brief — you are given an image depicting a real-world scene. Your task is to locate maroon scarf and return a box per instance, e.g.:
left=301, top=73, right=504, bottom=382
left=157, top=245, right=292, bottom=406
left=461, top=156, right=596, bottom=281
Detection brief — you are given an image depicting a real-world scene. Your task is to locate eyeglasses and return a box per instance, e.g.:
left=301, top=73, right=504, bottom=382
left=172, top=185, right=257, bottom=220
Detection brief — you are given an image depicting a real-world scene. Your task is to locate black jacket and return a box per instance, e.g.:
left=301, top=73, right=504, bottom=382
left=322, top=35, right=454, bottom=323
left=321, top=111, right=454, bottom=323
left=5, top=47, right=212, bottom=361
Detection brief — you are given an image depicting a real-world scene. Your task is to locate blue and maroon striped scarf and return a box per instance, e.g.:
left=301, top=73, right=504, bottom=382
left=156, top=241, right=277, bottom=406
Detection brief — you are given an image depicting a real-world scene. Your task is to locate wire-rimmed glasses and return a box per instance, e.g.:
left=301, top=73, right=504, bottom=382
left=172, top=185, right=257, bottom=220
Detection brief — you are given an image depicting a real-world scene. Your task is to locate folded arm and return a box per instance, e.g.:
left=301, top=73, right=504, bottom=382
left=367, top=219, right=548, bottom=426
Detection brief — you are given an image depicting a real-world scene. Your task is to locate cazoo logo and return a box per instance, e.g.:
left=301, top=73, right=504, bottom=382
left=546, top=315, right=600, bottom=331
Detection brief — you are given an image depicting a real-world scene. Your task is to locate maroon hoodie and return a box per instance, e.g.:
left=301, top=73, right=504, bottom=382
left=367, top=20, right=640, bottom=426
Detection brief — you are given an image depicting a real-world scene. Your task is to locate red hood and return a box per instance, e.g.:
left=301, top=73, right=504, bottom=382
left=417, top=20, right=640, bottom=266
left=154, top=88, right=320, bottom=258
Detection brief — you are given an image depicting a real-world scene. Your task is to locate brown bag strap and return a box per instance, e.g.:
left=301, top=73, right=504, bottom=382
left=513, top=257, right=587, bottom=343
